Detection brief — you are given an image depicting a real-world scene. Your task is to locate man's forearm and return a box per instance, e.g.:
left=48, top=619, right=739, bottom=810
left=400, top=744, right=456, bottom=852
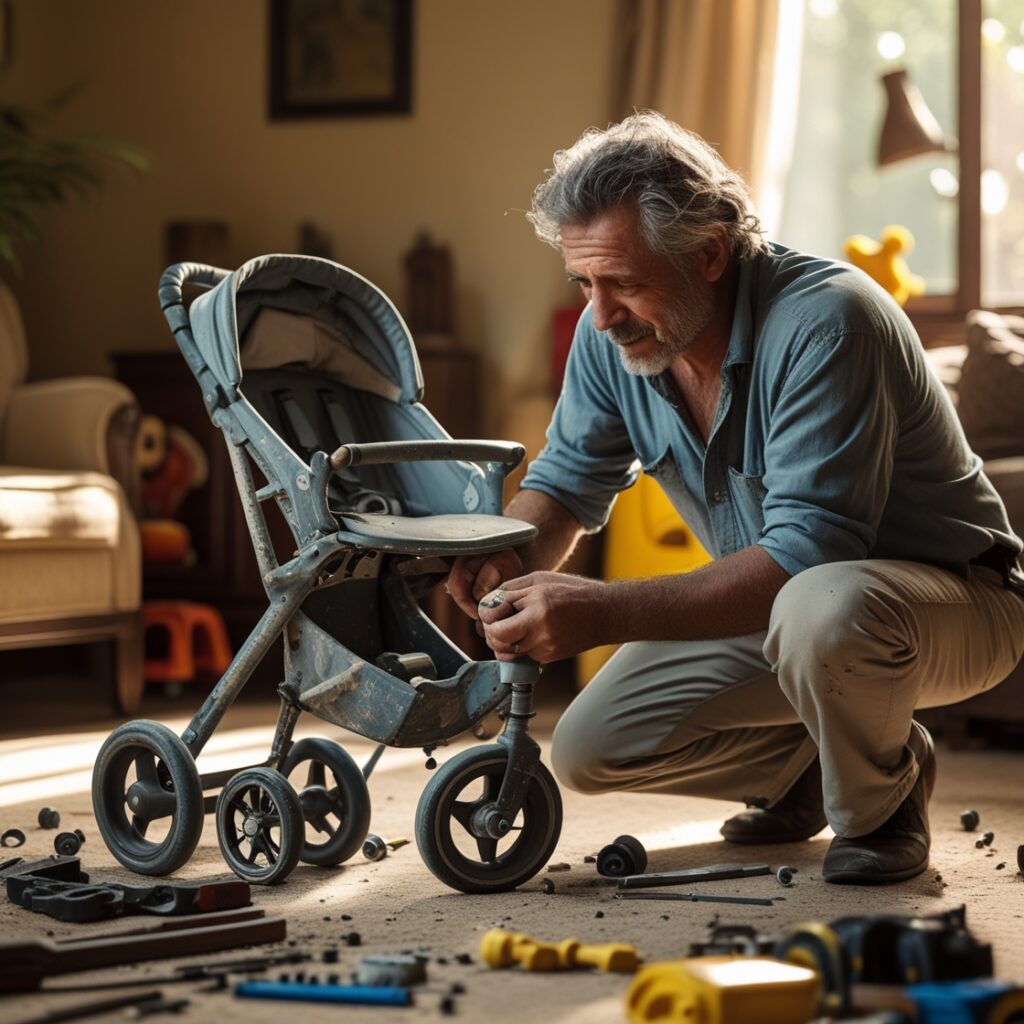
left=598, top=544, right=792, bottom=644
left=506, top=488, right=587, bottom=573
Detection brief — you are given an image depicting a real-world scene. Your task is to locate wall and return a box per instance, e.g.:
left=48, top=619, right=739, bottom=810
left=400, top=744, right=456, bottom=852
left=4, top=0, right=618, bottom=432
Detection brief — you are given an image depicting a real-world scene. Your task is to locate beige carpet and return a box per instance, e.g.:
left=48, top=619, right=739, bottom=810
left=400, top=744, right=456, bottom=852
left=2, top=676, right=1023, bottom=1024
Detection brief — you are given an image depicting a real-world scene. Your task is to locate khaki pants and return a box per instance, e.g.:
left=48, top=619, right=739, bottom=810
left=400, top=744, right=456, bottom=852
left=550, top=560, right=1024, bottom=837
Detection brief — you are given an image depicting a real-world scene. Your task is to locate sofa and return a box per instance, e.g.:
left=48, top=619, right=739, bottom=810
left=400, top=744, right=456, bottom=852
left=921, top=311, right=1024, bottom=743
left=0, top=280, right=144, bottom=713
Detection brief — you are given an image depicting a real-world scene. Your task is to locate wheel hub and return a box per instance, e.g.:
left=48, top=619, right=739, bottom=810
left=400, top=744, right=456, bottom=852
left=242, top=815, right=262, bottom=838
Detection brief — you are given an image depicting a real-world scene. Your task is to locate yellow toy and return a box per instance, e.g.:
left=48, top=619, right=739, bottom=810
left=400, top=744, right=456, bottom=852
left=625, top=956, right=820, bottom=1024
left=481, top=928, right=640, bottom=973
left=577, top=471, right=711, bottom=685
left=842, top=225, right=925, bottom=306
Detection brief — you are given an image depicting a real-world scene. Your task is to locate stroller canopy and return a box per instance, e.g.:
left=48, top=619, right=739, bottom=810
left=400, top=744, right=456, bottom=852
left=187, top=254, right=424, bottom=405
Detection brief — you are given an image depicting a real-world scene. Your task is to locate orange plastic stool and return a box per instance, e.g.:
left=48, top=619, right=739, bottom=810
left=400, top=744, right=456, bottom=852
left=143, top=600, right=233, bottom=684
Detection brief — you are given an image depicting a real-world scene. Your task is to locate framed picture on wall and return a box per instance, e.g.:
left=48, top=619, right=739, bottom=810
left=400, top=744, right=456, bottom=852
left=269, top=0, right=413, bottom=119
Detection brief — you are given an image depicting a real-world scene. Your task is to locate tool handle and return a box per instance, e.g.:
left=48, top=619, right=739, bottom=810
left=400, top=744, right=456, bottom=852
left=235, top=980, right=411, bottom=1006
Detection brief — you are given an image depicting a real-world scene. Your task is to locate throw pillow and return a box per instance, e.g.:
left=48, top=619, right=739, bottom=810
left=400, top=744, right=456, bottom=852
left=956, top=309, right=1024, bottom=460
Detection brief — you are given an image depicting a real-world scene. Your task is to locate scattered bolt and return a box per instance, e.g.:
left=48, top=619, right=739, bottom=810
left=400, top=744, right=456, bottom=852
left=341, top=914, right=352, bottom=921
left=53, top=829, right=86, bottom=856
left=541, top=878, right=555, bottom=894
left=425, top=758, right=437, bottom=770
left=455, top=953, right=473, bottom=965
left=546, top=863, right=571, bottom=872
left=995, top=862, right=1006, bottom=870
left=440, top=995, right=457, bottom=1015
left=450, top=983, right=466, bottom=994
left=982, top=832, right=995, bottom=847
left=776, top=866, right=796, bottom=886
left=934, top=873, right=943, bottom=883
left=976, top=839, right=986, bottom=850
left=595, top=911, right=605, bottom=918
left=960, top=809, right=980, bottom=832
left=362, top=835, right=411, bottom=861
left=278, top=973, right=290, bottom=983
left=37, top=807, right=61, bottom=829
left=322, top=949, right=339, bottom=964
left=344, top=932, right=362, bottom=947
left=583, top=854, right=597, bottom=864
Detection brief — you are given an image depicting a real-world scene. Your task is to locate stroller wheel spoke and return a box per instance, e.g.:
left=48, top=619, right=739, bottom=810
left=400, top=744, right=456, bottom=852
left=131, top=814, right=149, bottom=839
left=306, top=762, right=327, bottom=789
left=135, top=751, right=159, bottom=785
left=475, top=836, right=498, bottom=863
left=450, top=798, right=480, bottom=834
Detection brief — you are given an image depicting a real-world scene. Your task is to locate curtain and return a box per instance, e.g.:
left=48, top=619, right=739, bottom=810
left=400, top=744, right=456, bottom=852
left=614, top=0, right=804, bottom=235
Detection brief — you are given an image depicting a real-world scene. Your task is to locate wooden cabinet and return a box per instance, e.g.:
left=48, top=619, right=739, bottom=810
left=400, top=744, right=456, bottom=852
left=114, top=348, right=486, bottom=682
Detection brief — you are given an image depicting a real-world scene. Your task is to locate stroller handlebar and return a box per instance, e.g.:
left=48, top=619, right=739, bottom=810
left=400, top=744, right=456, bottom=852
left=158, top=262, right=231, bottom=309
left=330, top=440, right=526, bottom=471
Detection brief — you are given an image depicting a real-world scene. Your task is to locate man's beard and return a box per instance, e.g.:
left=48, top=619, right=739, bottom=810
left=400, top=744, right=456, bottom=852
left=607, top=278, right=716, bottom=376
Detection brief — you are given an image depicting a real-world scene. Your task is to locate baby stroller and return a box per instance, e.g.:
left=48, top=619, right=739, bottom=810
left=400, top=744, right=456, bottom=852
left=92, top=255, right=562, bottom=893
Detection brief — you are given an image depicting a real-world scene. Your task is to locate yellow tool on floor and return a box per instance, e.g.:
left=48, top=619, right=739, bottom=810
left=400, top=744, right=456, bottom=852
left=625, top=956, right=820, bottom=1024
left=480, top=929, right=639, bottom=973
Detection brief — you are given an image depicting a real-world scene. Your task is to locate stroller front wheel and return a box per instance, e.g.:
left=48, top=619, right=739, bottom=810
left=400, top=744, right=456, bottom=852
left=92, top=720, right=204, bottom=876
left=215, top=767, right=304, bottom=885
left=415, top=744, right=562, bottom=894
left=280, top=737, right=371, bottom=866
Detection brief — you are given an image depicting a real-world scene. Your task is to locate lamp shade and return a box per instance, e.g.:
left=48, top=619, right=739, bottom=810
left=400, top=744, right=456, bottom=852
left=878, top=68, right=947, bottom=166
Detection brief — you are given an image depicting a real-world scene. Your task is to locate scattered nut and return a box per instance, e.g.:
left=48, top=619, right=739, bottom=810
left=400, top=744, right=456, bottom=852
left=776, top=865, right=796, bottom=886
left=541, top=878, right=555, bottom=894
left=982, top=831, right=995, bottom=847
left=960, top=809, right=980, bottom=832
left=0, top=828, right=25, bottom=848
left=37, top=807, right=61, bottom=830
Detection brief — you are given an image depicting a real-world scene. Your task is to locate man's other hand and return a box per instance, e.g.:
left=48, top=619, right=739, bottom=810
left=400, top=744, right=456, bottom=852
left=478, top=571, right=606, bottom=664
left=447, top=548, right=525, bottom=620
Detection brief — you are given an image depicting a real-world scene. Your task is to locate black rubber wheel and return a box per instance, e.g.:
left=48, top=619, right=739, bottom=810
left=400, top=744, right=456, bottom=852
left=92, top=720, right=204, bottom=876
left=280, top=737, right=371, bottom=866
left=215, top=767, right=304, bottom=885
left=415, top=744, right=562, bottom=894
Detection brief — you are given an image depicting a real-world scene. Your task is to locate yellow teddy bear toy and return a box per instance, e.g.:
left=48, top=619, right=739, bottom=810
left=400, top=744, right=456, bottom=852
left=843, top=224, right=926, bottom=306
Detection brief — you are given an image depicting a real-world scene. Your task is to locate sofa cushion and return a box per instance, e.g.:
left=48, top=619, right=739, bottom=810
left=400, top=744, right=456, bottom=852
left=956, top=310, right=1024, bottom=460
left=0, top=467, right=140, bottom=620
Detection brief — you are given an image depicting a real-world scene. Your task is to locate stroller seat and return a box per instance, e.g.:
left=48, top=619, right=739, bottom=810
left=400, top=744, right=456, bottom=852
left=335, top=510, right=536, bottom=556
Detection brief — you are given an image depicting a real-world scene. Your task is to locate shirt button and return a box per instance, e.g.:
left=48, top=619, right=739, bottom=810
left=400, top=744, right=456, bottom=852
left=712, top=490, right=724, bottom=503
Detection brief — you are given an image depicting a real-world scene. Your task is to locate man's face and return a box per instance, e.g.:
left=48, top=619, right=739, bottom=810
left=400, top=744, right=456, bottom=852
left=562, top=204, right=716, bottom=376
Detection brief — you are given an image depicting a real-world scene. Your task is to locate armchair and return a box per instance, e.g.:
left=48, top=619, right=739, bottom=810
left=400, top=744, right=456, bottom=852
left=0, top=280, right=144, bottom=713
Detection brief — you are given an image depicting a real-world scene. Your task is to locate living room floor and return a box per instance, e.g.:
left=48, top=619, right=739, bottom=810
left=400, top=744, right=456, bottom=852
left=2, top=659, right=1023, bottom=1023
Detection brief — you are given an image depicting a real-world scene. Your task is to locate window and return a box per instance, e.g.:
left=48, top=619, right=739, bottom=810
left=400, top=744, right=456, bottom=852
left=777, top=0, right=1024, bottom=341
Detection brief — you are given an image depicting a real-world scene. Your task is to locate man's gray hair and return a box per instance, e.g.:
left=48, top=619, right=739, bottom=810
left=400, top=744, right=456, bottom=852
left=528, top=111, right=768, bottom=265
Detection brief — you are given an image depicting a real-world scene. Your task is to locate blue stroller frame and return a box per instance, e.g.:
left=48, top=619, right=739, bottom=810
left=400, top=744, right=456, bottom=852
left=92, top=255, right=563, bottom=892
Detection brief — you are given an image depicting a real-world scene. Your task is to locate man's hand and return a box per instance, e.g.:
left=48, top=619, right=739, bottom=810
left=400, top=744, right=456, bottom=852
left=447, top=549, right=525, bottom=620
left=477, top=572, right=607, bottom=664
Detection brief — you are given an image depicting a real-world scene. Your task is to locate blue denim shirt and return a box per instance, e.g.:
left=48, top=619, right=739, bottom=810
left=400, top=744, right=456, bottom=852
left=522, top=244, right=1021, bottom=576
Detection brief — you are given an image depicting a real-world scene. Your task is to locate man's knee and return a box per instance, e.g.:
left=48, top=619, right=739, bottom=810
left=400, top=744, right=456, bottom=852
left=550, top=712, right=617, bottom=794
left=765, top=562, right=913, bottom=692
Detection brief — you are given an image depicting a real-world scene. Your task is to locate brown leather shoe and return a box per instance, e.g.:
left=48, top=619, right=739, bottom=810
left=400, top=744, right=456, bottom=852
left=720, top=757, right=827, bottom=844
left=822, top=723, right=936, bottom=885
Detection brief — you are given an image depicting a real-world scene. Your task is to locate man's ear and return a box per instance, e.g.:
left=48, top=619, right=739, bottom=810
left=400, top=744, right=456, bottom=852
left=695, top=229, right=731, bottom=283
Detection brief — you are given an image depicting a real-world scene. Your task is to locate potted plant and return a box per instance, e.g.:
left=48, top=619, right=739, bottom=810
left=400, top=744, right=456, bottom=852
left=0, top=84, right=150, bottom=273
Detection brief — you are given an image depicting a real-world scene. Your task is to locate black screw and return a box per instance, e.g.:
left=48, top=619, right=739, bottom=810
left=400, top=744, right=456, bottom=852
left=960, top=809, right=980, bottom=832
left=37, top=807, right=61, bottom=829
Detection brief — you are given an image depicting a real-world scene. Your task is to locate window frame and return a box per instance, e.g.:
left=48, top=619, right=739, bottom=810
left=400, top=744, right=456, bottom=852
left=909, top=0, right=1024, bottom=344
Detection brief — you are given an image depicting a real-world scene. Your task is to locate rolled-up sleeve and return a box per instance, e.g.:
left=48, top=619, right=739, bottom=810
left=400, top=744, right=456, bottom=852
left=758, top=329, right=898, bottom=575
left=521, top=315, right=640, bottom=531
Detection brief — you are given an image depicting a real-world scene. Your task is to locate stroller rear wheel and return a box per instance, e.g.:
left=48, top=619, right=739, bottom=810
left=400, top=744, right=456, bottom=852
left=280, top=738, right=371, bottom=866
left=92, top=720, right=204, bottom=876
left=215, top=767, right=304, bottom=885
left=415, top=744, right=562, bottom=894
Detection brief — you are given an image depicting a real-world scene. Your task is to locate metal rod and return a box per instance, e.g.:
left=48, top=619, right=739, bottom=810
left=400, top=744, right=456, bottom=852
left=614, top=892, right=776, bottom=907
left=618, top=863, right=771, bottom=890
left=362, top=743, right=386, bottom=780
